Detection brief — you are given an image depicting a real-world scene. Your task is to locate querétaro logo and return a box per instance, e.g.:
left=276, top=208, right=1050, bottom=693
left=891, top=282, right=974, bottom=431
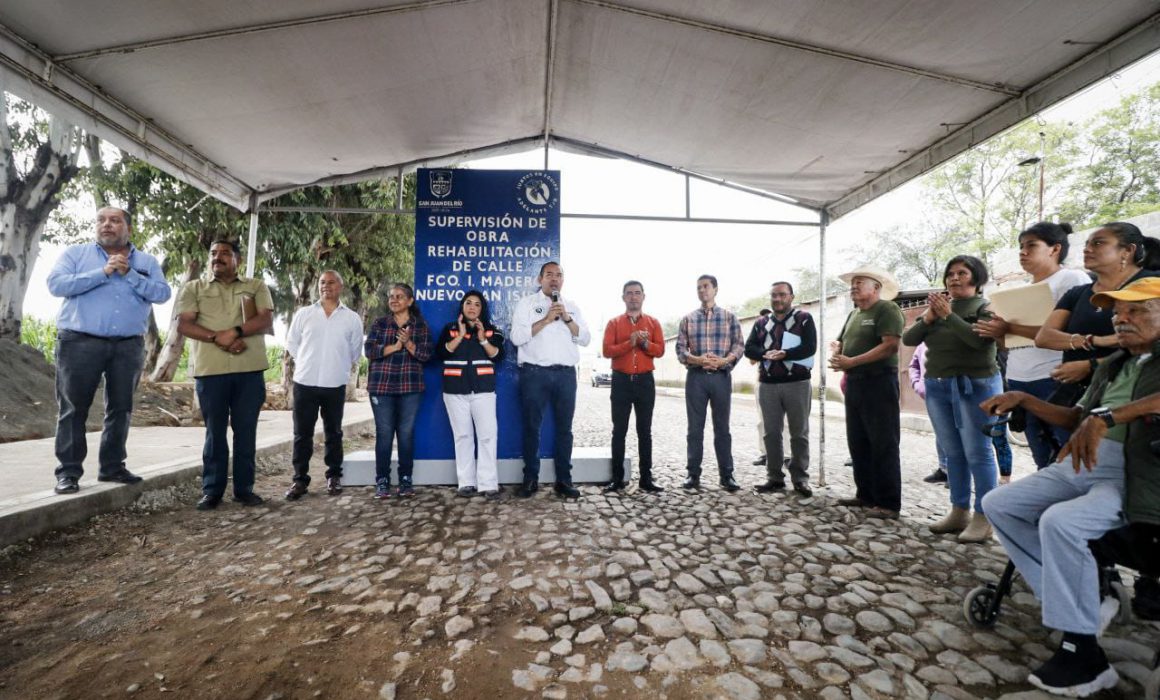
left=429, top=170, right=453, bottom=199
left=516, top=172, right=558, bottom=215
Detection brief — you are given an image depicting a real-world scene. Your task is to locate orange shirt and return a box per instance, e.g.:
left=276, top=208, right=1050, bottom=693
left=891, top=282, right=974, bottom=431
left=602, top=313, right=665, bottom=374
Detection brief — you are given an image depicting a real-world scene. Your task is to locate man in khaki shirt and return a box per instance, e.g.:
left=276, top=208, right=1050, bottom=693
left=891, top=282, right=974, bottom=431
left=177, top=240, right=274, bottom=511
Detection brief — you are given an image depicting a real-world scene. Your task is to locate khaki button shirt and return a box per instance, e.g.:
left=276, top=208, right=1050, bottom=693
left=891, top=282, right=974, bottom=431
left=176, top=276, right=273, bottom=377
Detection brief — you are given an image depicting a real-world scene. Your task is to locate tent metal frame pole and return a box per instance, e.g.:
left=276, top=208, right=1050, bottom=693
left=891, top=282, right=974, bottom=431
left=817, top=209, right=829, bottom=488
left=246, top=194, right=260, bottom=276
left=260, top=204, right=817, bottom=228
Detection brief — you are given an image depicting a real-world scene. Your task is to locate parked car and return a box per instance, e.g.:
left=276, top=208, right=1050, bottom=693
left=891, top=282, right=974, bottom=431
left=591, top=358, right=612, bottom=387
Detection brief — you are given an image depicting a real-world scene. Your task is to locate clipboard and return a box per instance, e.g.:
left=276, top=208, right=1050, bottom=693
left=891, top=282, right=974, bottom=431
left=986, top=282, right=1054, bottom=348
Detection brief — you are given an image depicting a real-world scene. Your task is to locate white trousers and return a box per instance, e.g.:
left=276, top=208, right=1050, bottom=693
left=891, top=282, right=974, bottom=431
left=442, top=392, right=499, bottom=491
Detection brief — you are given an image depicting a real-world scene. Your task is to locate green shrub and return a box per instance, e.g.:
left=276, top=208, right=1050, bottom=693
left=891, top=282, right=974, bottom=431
left=20, top=317, right=57, bottom=362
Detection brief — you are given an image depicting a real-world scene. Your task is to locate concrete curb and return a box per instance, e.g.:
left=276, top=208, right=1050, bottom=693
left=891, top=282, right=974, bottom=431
left=0, top=416, right=376, bottom=549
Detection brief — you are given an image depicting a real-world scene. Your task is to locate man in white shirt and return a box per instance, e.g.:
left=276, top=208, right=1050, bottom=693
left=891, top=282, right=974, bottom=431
left=284, top=270, right=365, bottom=499
left=510, top=261, right=591, bottom=499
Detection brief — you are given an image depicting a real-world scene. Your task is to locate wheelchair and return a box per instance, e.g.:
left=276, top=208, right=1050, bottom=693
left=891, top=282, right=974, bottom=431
left=963, top=516, right=1160, bottom=697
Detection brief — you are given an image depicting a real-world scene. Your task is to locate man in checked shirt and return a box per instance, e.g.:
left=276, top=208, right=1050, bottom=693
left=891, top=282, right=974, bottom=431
left=677, top=274, right=744, bottom=492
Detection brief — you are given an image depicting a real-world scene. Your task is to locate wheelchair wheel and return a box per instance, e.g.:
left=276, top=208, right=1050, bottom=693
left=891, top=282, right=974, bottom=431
left=964, top=585, right=1000, bottom=628
left=1109, top=580, right=1133, bottom=624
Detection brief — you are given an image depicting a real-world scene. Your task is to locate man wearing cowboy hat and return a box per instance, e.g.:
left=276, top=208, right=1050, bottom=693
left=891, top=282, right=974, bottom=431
left=829, top=265, right=905, bottom=519
left=978, top=275, right=1160, bottom=697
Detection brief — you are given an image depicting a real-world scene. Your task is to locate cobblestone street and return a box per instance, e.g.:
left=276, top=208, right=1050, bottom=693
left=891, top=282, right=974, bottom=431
left=1, top=384, right=1157, bottom=699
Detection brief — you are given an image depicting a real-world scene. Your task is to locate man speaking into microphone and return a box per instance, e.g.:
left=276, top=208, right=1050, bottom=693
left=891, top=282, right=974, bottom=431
left=510, top=261, right=591, bottom=499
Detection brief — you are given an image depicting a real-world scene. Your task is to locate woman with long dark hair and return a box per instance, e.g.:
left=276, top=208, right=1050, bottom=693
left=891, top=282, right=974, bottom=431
left=365, top=283, right=433, bottom=498
left=903, top=255, right=1002, bottom=543
left=973, top=222, right=1090, bottom=470
left=1033, top=222, right=1160, bottom=412
left=436, top=290, right=505, bottom=499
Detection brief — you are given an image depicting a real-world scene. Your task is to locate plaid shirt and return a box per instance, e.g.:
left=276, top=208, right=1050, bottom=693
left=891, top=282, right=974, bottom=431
left=677, top=305, right=744, bottom=369
left=365, top=314, right=433, bottom=394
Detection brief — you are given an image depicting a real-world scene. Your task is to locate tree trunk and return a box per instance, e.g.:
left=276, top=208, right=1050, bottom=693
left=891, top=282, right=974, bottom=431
left=0, top=212, right=43, bottom=341
left=141, top=309, right=162, bottom=380
left=282, top=351, right=295, bottom=410
left=0, top=91, right=82, bottom=341
left=150, top=258, right=200, bottom=382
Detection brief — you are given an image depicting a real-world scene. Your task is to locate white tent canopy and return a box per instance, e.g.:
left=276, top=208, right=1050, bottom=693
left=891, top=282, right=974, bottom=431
left=2, top=0, right=1159, bottom=217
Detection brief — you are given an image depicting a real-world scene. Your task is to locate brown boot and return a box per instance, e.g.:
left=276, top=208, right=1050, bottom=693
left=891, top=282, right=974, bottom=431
left=929, top=506, right=969, bottom=534
left=958, top=512, right=993, bottom=543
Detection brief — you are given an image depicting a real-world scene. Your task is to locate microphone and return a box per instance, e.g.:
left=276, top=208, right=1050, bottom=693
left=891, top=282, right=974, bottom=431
left=551, top=291, right=563, bottom=322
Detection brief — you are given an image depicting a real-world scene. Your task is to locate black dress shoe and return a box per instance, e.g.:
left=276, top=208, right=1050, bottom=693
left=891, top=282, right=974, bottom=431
left=54, top=476, right=79, bottom=494
left=517, top=480, right=539, bottom=498
left=752, top=455, right=767, bottom=466
left=793, top=483, right=814, bottom=498
left=720, top=477, right=741, bottom=492
left=639, top=480, right=664, bottom=493
left=681, top=477, right=701, bottom=490
left=233, top=492, right=265, bottom=506
left=97, top=469, right=143, bottom=484
left=285, top=481, right=308, bottom=501
left=555, top=482, right=581, bottom=499
left=196, top=495, right=221, bottom=511
left=601, top=481, right=626, bottom=493
left=754, top=481, right=786, bottom=493
left=922, top=468, right=948, bottom=483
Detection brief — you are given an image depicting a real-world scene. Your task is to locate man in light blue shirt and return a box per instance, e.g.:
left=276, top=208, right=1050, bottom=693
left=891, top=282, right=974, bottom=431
left=46, top=207, right=171, bottom=494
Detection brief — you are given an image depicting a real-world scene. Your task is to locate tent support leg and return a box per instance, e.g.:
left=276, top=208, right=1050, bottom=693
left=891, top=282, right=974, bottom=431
left=245, top=193, right=259, bottom=277
left=818, top=209, right=829, bottom=488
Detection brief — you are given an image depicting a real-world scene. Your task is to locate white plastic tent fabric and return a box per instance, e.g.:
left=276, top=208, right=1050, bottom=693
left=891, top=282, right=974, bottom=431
left=2, top=0, right=1159, bottom=216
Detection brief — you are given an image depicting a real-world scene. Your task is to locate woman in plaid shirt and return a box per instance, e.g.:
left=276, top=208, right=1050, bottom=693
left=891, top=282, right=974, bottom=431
left=365, top=283, right=433, bottom=498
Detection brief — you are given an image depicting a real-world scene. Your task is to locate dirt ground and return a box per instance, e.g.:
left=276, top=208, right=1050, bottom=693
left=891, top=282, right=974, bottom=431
left=0, top=338, right=294, bottom=443
left=0, top=439, right=645, bottom=700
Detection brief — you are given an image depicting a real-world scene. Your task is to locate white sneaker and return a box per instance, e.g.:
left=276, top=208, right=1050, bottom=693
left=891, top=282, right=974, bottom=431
left=1098, top=596, right=1120, bottom=637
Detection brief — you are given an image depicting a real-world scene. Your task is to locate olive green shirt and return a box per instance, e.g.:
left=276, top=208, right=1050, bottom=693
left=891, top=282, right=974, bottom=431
left=837, top=299, right=905, bottom=374
left=901, top=296, right=998, bottom=379
left=1077, top=353, right=1145, bottom=443
left=176, top=276, right=273, bottom=377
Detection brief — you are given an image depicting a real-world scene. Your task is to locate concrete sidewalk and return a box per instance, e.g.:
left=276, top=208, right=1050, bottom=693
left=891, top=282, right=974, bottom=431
left=0, top=402, right=374, bottom=548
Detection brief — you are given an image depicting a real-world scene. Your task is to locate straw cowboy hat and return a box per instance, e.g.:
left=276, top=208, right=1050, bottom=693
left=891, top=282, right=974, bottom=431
left=838, top=264, right=900, bottom=301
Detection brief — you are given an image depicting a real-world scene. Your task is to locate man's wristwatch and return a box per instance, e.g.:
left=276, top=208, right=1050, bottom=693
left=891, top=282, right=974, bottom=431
left=1090, top=406, right=1116, bottom=429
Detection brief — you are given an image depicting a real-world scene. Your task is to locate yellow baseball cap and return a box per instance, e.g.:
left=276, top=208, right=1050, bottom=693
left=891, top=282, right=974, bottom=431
left=1091, top=276, right=1160, bottom=308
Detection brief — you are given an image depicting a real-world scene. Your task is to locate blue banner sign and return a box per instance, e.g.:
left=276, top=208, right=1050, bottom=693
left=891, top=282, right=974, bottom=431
left=413, top=169, right=561, bottom=460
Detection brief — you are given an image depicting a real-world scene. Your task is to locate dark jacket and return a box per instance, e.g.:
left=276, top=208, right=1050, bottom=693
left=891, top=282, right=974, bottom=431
left=743, top=309, right=816, bottom=383
left=1079, top=344, right=1160, bottom=525
left=435, top=321, right=505, bottom=394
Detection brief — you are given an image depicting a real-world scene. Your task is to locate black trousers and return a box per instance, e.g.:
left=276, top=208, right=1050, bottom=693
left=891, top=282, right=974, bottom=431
left=292, top=382, right=346, bottom=484
left=844, top=371, right=901, bottom=511
left=610, top=371, right=655, bottom=483
left=54, top=331, right=144, bottom=479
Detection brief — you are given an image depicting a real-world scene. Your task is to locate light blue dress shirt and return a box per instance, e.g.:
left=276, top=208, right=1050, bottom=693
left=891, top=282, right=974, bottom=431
left=47, top=242, right=171, bottom=337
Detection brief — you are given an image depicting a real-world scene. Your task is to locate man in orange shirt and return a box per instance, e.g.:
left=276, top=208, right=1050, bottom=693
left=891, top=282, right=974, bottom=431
left=602, top=280, right=666, bottom=493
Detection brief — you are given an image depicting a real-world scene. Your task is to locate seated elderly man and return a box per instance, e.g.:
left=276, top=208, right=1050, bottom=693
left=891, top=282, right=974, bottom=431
left=979, top=276, right=1160, bottom=698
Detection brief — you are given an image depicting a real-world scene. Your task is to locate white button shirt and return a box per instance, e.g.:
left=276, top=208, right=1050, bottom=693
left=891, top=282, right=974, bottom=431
left=286, top=301, right=365, bottom=388
left=510, top=289, right=591, bottom=366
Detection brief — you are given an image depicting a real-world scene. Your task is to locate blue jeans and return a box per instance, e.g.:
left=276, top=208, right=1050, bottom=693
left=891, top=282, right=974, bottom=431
left=924, top=373, right=1002, bottom=513
left=195, top=371, right=266, bottom=498
left=54, top=330, right=144, bottom=478
left=1009, top=377, right=1071, bottom=469
left=370, top=392, right=422, bottom=484
left=519, top=364, right=577, bottom=484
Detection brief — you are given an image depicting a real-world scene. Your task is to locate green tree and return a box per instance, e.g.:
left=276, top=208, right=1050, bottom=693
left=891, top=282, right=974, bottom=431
left=0, top=89, right=84, bottom=340
left=789, top=266, right=846, bottom=303
left=925, top=121, right=1079, bottom=267
left=1059, top=84, right=1160, bottom=228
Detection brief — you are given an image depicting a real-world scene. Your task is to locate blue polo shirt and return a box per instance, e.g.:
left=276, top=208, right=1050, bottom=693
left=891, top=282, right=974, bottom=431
left=47, top=242, right=171, bottom=337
